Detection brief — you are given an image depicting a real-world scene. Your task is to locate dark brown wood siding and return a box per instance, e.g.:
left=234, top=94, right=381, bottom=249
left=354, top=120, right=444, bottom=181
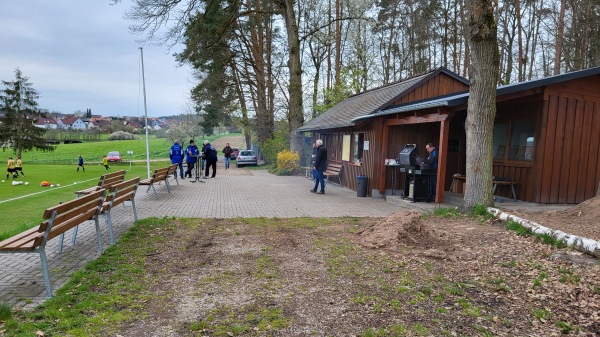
left=313, top=72, right=468, bottom=195
left=533, top=80, right=600, bottom=203
left=393, top=73, right=469, bottom=106
left=317, top=122, right=383, bottom=196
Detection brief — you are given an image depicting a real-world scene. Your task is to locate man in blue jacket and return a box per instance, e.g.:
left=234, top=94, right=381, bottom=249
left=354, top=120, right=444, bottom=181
left=185, top=139, right=200, bottom=178
left=170, top=140, right=185, bottom=179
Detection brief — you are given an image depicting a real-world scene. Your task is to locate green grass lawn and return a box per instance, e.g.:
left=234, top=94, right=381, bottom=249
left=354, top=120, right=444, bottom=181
left=0, top=134, right=240, bottom=240
left=0, top=162, right=169, bottom=240
left=18, top=134, right=233, bottom=164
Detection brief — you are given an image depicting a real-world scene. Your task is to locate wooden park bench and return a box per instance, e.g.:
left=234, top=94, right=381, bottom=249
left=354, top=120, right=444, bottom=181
left=166, top=163, right=180, bottom=186
left=139, top=165, right=176, bottom=199
left=0, top=189, right=106, bottom=298
left=75, top=170, right=126, bottom=198
left=449, top=173, right=518, bottom=201
left=302, top=166, right=313, bottom=179
left=71, top=177, right=141, bottom=247
left=323, top=161, right=343, bottom=185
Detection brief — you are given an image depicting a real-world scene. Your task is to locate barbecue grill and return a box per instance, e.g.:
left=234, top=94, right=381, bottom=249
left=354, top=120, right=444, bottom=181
left=396, top=144, right=435, bottom=202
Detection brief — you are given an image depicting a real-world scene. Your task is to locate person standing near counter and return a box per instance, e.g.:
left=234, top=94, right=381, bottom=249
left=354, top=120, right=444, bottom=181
left=185, top=140, right=199, bottom=178
left=422, top=143, right=438, bottom=202
left=170, top=140, right=185, bottom=179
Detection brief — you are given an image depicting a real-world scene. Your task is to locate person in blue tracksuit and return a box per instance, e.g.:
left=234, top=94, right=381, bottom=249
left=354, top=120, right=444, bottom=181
left=185, top=140, right=200, bottom=178
left=169, top=140, right=185, bottom=179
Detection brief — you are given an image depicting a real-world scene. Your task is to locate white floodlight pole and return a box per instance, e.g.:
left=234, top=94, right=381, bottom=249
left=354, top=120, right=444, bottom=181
left=140, top=47, right=151, bottom=178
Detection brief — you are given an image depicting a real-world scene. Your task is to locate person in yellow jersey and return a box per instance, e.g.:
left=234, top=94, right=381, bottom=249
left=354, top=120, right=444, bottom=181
left=6, top=156, right=16, bottom=179
left=15, top=156, right=25, bottom=177
left=102, top=155, right=110, bottom=170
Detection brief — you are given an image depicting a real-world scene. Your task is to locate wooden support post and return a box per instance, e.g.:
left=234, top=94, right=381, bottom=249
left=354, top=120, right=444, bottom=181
left=378, top=124, right=390, bottom=194
left=436, top=118, right=450, bottom=203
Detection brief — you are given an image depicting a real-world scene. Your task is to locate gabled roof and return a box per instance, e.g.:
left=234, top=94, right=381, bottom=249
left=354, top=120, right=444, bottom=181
left=95, top=119, right=112, bottom=127
left=35, top=118, right=58, bottom=125
left=297, top=67, right=468, bottom=132
left=61, top=117, right=82, bottom=125
left=354, top=66, right=600, bottom=121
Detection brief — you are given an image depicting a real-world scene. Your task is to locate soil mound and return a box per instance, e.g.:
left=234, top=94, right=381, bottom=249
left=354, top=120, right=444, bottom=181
left=563, top=194, right=600, bottom=222
left=512, top=194, right=600, bottom=242
left=357, top=210, right=468, bottom=260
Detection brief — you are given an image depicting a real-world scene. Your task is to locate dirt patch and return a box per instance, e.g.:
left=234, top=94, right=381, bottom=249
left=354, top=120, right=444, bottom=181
left=357, top=210, right=500, bottom=262
left=508, top=195, right=600, bottom=242
left=111, top=216, right=599, bottom=336
left=210, top=135, right=246, bottom=151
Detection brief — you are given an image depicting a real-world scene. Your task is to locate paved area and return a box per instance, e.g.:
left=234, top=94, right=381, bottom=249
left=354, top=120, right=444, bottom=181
left=0, top=168, right=570, bottom=310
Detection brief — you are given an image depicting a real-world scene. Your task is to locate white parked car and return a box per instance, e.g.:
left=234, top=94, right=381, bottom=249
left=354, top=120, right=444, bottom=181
left=236, top=150, right=257, bottom=167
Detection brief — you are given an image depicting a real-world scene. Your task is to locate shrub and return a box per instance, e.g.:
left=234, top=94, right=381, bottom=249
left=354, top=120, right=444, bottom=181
left=262, top=134, right=289, bottom=164
left=108, top=131, right=140, bottom=141
left=275, top=150, right=300, bottom=175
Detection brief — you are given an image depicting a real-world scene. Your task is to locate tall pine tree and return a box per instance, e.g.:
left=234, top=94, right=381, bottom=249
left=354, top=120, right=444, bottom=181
left=0, top=68, right=54, bottom=156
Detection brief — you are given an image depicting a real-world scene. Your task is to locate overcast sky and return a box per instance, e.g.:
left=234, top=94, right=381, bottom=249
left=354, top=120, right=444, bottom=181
left=0, top=1, right=194, bottom=118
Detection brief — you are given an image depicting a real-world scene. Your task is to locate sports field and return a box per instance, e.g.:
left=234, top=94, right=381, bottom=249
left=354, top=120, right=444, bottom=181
left=0, top=134, right=231, bottom=239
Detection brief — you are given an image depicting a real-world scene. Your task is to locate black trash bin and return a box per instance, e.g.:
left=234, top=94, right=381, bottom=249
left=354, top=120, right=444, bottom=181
left=356, top=175, right=368, bottom=197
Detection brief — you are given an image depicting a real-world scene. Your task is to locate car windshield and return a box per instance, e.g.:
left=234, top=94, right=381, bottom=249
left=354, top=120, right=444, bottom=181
left=240, top=151, right=254, bottom=156
left=108, top=152, right=120, bottom=156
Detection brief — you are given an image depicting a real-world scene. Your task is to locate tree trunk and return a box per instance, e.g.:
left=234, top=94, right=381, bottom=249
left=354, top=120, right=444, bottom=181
left=463, top=0, right=499, bottom=210
left=554, top=0, right=566, bottom=74
left=334, top=0, right=341, bottom=86
left=515, top=0, right=524, bottom=82
left=277, top=0, right=304, bottom=153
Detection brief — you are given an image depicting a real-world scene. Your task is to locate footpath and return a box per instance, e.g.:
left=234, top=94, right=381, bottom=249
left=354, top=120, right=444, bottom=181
left=0, top=168, right=569, bottom=309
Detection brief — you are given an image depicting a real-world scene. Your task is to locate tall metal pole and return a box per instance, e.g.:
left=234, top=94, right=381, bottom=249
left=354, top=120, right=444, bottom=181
left=140, top=47, right=151, bottom=178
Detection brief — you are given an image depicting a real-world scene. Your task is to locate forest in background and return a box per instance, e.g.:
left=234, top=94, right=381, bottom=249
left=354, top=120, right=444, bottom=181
left=117, top=0, right=599, bottom=147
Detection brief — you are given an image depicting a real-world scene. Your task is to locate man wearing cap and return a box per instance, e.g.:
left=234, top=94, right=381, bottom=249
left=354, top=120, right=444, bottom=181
left=170, top=140, right=185, bottom=179
left=203, top=140, right=218, bottom=178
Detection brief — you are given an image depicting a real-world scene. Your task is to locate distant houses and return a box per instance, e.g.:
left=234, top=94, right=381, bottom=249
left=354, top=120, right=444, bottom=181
left=0, top=110, right=180, bottom=134
left=27, top=114, right=173, bottom=133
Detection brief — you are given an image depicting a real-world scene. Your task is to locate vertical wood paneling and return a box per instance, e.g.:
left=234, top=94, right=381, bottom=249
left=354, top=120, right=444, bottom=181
left=540, top=96, right=558, bottom=203
left=567, top=100, right=585, bottom=203
left=532, top=97, right=549, bottom=202
left=549, top=97, right=567, bottom=203
left=585, top=102, right=600, bottom=198
left=577, top=101, right=594, bottom=202
left=559, top=98, right=576, bottom=203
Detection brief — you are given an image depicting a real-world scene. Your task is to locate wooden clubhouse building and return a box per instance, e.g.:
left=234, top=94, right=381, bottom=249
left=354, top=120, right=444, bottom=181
left=298, top=67, right=600, bottom=204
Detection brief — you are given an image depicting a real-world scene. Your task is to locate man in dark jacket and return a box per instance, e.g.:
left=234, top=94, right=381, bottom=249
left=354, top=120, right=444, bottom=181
left=170, top=140, right=184, bottom=179
left=422, top=142, right=438, bottom=201
left=311, top=139, right=327, bottom=194
left=203, top=140, right=218, bottom=178
left=222, top=143, right=233, bottom=169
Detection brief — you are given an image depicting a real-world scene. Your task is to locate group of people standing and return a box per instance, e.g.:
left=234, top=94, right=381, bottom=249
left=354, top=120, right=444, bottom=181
left=6, top=156, right=25, bottom=179
left=170, top=140, right=236, bottom=180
